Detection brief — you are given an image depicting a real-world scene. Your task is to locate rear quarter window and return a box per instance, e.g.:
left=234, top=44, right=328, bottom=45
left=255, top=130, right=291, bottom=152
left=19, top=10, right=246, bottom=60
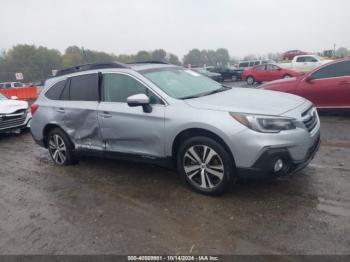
left=45, top=80, right=66, bottom=100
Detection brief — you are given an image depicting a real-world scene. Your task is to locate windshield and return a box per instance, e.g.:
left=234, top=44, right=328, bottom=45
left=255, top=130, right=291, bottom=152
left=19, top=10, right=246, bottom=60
left=142, top=68, right=223, bottom=99
left=0, top=93, right=8, bottom=100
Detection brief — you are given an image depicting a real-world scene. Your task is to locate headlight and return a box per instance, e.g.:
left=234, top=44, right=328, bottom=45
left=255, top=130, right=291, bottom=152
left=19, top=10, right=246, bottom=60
left=230, top=113, right=296, bottom=133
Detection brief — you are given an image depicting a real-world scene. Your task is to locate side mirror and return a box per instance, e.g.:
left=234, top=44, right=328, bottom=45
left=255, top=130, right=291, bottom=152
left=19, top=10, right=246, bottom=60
left=127, top=94, right=152, bottom=113
left=10, top=96, right=18, bottom=100
left=305, top=75, right=314, bottom=83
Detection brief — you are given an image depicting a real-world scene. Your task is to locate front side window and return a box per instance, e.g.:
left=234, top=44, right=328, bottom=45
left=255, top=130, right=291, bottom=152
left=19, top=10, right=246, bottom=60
left=142, top=68, right=224, bottom=99
left=103, top=74, right=161, bottom=104
left=311, top=61, right=350, bottom=80
left=69, top=74, right=99, bottom=101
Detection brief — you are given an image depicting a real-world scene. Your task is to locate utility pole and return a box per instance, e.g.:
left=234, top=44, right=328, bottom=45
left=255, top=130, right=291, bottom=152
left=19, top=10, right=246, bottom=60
left=333, top=43, right=336, bottom=58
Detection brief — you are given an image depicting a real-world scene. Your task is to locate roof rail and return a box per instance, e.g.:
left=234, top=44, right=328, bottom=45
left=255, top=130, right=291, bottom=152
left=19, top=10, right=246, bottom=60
left=130, top=60, right=170, bottom=65
left=55, top=62, right=129, bottom=77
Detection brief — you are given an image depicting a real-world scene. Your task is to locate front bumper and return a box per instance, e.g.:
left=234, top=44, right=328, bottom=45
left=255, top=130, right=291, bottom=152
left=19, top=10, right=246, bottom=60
left=238, top=133, right=320, bottom=177
left=0, top=112, right=32, bottom=133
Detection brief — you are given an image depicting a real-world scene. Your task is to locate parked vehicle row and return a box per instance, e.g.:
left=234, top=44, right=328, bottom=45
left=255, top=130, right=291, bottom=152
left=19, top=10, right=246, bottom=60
left=206, top=67, right=243, bottom=81
left=261, top=58, right=350, bottom=109
left=191, top=68, right=223, bottom=82
left=30, top=62, right=320, bottom=196
left=0, top=82, right=25, bottom=88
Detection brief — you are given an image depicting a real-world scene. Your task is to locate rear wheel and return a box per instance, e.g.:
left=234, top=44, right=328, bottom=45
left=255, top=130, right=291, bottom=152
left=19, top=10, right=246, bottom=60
left=246, top=76, right=255, bottom=85
left=177, top=136, right=235, bottom=196
left=48, top=128, right=77, bottom=165
left=283, top=74, right=292, bottom=79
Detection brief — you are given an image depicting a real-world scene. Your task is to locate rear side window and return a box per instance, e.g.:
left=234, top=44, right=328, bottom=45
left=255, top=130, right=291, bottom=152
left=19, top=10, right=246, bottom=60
left=255, top=65, right=266, bottom=71
left=312, top=61, right=350, bottom=80
left=69, top=74, right=99, bottom=101
left=45, top=80, right=66, bottom=100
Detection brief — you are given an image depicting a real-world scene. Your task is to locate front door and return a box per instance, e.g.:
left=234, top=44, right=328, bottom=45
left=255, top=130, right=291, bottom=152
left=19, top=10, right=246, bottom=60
left=296, top=60, right=350, bottom=108
left=98, top=73, right=165, bottom=157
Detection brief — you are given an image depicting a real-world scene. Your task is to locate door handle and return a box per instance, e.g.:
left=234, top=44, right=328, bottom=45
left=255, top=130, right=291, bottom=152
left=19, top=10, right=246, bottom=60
left=338, top=81, right=349, bottom=86
left=100, top=111, right=112, bottom=118
left=56, top=108, right=65, bottom=113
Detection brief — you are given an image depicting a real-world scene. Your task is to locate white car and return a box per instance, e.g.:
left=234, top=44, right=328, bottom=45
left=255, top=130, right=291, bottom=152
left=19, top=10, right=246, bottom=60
left=0, top=93, right=32, bottom=133
left=279, top=55, right=333, bottom=72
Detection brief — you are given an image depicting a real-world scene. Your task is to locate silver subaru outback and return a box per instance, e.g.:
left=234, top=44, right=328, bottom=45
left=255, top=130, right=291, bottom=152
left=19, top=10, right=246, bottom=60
left=30, top=62, right=320, bottom=195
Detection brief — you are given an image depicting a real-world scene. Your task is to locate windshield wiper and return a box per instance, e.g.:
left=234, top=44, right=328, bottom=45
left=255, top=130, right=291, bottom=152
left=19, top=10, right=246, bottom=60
left=180, top=86, right=232, bottom=100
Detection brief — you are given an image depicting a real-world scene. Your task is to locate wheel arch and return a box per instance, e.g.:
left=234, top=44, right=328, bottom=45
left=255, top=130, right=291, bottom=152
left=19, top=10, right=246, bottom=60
left=171, top=128, right=236, bottom=168
left=42, top=123, right=74, bottom=149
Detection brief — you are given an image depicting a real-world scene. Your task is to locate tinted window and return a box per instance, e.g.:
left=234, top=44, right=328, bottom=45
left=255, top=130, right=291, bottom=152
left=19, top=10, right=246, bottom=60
left=69, top=74, right=99, bottom=101
left=0, top=84, right=4, bottom=88
left=103, top=74, right=160, bottom=104
left=14, top=82, right=22, bottom=87
left=266, top=65, right=278, bottom=70
left=312, top=61, right=350, bottom=80
left=255, top=65, right=266, bottom=71
left=254, top=61, right=260, bottom=65
left=296, top=57, right=305, bottom=62
left=5, top=83, right=11, bottom=88
left=239, top=62, right=249, bottom=68
left=304, top=56, right=317, bottom=62
left=45, top=80, right=66, bottom=100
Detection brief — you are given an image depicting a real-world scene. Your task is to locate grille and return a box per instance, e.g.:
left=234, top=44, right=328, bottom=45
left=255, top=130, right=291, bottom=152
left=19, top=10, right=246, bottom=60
left=302, top=107, right=318, bottom=133
left=0, top=110, right=27, bottom=130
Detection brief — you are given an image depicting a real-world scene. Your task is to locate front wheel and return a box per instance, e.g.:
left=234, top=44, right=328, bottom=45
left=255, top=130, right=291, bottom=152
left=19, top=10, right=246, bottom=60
left=246, top=76, right=255, bottom=85
left=283, top=74, right=292, bottom=79
left=177, top=136, right=236, bottom=196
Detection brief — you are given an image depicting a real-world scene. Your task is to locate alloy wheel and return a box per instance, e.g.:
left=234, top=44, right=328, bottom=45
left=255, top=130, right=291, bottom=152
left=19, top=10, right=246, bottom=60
left=183, top=145, right=224, bottom=189
left=49, top=134, right=67, bottom=165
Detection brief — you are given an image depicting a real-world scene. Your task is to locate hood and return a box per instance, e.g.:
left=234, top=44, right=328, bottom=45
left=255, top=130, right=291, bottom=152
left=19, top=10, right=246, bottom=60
left=184, top=88, right=306, bottom=115
left=0, top=99, right=28, bottom=114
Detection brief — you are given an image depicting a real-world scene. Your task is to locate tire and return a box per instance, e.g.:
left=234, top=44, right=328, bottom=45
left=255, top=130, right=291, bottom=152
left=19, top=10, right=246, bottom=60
left=47, top=128, right=77, bottom=166
left=246, top=76, right=255, bottom=85
left=283, top=74, right=292, bottom=79
left=177, top=136, right=236, bottom=196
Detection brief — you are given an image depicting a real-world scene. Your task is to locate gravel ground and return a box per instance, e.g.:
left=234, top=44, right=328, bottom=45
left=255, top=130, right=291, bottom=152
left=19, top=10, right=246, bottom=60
left=0, top=88, right=350, bottom=255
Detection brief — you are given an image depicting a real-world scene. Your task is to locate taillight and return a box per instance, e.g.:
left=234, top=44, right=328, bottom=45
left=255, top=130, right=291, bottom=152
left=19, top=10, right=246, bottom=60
left=30, top=104, right=39, bottom=115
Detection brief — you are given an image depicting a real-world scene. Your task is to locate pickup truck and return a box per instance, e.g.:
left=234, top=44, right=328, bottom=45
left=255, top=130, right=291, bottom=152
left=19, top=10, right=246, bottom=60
left=278, top=55, right=332, bottom=72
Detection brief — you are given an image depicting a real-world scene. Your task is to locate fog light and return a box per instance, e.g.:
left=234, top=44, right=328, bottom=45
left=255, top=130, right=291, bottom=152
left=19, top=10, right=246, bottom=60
left=274, top=159, right=284, bottom=172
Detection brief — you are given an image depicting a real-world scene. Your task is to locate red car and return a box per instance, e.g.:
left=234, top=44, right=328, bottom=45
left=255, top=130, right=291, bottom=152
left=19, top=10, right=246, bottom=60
left=242, top=64, right=303, bottom=85
left=283, top=50, right=308, bottom=60
left=260, top=59, right=350, bottom=109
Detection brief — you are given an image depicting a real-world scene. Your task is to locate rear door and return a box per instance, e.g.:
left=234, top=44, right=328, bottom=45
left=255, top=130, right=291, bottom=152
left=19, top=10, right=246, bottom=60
left=253, top=65, right=266, bottom=81
left=58, top=73, right=102, bottom=149
left=265, top=64, right=281, bottom=81
left=98, top=73, right=165, bottom=158
left=296, top=60, right=350, bottom=108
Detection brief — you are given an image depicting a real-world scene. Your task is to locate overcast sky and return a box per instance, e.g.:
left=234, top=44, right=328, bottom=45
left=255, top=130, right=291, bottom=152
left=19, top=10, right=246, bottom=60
left=1, top=0, right=350, bottom=58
